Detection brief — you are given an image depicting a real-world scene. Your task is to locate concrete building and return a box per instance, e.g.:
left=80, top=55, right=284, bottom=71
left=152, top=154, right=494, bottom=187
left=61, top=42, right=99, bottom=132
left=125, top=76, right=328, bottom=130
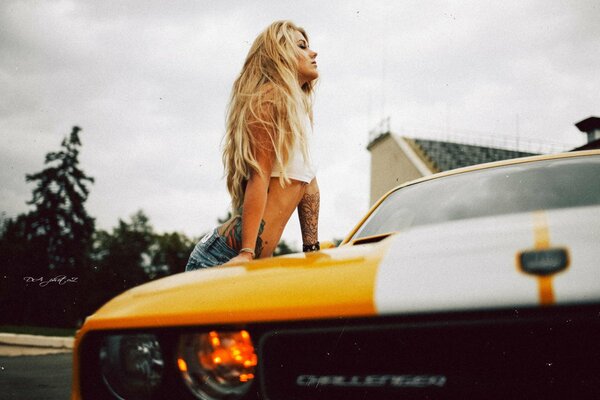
left=367, top=132, right=535, bottom=205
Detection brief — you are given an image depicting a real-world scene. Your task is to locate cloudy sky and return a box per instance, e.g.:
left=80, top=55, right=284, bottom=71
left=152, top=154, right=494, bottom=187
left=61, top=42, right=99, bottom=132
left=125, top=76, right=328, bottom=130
left=1, top=0, right=598, bottom=248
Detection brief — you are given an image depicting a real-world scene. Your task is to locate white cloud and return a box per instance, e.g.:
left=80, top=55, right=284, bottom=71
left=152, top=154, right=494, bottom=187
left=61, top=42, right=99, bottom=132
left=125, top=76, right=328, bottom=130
left=1, top=0, right=598, bottom=251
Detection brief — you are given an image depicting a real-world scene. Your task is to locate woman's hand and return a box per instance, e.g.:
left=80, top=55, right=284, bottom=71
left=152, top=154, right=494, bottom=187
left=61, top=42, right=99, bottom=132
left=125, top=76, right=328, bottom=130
left=223, top=252, right=254, bottom=265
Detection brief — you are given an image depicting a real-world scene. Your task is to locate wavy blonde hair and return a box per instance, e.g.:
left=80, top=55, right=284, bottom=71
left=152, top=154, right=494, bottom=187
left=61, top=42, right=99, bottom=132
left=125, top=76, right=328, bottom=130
left=222, top=20, right=317, bottom=213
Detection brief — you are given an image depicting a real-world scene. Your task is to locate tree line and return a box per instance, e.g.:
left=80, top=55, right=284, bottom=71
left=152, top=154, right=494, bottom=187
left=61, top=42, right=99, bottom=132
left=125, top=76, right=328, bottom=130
left=0, top=126, right=296, bottom=329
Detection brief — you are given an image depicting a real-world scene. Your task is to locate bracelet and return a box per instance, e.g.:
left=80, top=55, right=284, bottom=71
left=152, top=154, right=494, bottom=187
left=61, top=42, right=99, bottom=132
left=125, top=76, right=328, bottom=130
left=302, top=242, right=320, bottom=252
left=239, top=248, right=255, bottom=259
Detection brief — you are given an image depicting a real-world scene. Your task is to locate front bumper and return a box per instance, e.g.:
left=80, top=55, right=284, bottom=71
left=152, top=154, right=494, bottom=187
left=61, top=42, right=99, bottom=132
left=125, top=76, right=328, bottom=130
left=73, top=304, right=600, bottom=400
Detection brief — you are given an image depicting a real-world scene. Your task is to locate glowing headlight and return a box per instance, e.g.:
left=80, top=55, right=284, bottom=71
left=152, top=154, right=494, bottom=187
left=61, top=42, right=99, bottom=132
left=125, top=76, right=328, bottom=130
left=177, top=330, right=257, bottom=399
left=99, top=334, right=164, bottom=400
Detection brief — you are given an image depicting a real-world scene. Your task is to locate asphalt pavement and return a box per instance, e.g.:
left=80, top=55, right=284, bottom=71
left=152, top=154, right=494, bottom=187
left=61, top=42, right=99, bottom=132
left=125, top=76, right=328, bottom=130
left=0, top=352, right=72, bottom=400
left=0, top=333, right=74, bottom=400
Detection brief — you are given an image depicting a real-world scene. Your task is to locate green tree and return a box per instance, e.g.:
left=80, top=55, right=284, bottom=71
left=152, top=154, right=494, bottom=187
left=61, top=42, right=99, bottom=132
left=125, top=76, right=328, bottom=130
left=25, top=126, right=95, bottom=272
left=0, top=214, right=45, bottom=325
left=90, top=211, right=155, bottom=308
left=273, top=240, right=297, bottom=256
left=150, top=232, right=195, bottom=277
left=0, top=126, right=96, bottom=327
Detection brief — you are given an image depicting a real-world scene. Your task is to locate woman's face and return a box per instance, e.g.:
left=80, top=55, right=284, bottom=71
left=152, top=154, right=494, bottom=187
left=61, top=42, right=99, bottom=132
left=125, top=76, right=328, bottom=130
left=293, top=30, right=318, bottom=85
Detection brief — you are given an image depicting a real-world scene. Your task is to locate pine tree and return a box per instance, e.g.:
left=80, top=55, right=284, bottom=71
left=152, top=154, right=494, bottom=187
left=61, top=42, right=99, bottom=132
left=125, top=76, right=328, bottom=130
left=25, top=126, right=95, bottom=272
left=18, top=126, right=95, bottom=327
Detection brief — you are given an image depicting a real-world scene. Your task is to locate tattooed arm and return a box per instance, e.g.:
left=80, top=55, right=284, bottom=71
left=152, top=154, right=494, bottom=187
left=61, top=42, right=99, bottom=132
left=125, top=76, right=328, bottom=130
left=298, top=178, right=320, bottom=247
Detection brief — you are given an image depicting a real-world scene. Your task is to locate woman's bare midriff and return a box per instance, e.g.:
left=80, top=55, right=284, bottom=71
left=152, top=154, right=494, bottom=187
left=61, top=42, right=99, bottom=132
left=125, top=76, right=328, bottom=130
left=218, top=177, right=307, bottom=257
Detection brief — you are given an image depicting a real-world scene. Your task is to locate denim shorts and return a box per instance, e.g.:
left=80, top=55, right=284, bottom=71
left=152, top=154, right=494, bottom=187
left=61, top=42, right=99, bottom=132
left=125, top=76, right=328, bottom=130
left=185, top=228, right=238, bottom=271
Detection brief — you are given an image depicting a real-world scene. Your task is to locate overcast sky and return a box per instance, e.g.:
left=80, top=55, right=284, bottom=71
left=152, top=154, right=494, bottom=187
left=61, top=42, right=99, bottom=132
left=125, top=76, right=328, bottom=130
left=1, top=0, right=598, bottom=248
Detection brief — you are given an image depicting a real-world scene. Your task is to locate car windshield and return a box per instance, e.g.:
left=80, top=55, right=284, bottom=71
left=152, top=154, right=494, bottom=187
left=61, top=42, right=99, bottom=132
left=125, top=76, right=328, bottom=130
left=353, top=154, right=600, bottom=239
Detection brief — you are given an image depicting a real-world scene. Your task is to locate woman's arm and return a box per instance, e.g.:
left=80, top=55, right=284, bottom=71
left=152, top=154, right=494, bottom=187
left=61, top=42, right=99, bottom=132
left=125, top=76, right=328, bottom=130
left=225, top=116, right=275, bottom=263
left=298, top=178, right=320, bottom=249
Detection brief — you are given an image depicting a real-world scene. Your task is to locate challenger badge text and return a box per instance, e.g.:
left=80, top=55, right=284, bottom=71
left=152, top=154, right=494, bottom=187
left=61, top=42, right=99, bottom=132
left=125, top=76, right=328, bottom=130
left=296, top=374, right=447, bottom=388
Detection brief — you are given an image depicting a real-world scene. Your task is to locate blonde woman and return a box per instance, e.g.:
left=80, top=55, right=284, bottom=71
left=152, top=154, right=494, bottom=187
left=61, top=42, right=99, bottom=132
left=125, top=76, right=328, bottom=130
left=185, top=20, right=320, bottom=270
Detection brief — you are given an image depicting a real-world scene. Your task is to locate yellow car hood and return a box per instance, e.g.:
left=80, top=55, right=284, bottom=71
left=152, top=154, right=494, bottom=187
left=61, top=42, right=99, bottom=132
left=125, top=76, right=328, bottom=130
left=82, top=243, right=385, bottom=331
left=80, top=205, right=600, bottom=334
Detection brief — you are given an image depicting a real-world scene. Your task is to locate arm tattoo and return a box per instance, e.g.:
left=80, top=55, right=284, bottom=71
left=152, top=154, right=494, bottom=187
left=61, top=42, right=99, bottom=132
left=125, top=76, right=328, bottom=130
left=255, top=219, right=265, bottom=258
left=298, top=190, right=320, bottom=245
left=224, top=217, right=242, bottom=251
left=224, top=216, right=266, bottom=257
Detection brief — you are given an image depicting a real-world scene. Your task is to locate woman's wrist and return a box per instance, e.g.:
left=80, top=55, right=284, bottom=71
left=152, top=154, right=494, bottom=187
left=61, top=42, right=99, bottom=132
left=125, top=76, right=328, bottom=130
left=239, top=247, right=256, bottom=259
left=302, top=241, right=320, bottom=252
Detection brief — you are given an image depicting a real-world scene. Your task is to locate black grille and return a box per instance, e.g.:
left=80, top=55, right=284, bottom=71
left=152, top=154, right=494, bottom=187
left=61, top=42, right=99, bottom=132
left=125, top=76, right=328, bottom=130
left=259, top=309, right=600, bottom=400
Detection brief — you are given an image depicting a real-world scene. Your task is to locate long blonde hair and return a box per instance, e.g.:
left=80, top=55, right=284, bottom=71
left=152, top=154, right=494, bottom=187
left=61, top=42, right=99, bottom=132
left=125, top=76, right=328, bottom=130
left=222, top=20, right=317, bottom=213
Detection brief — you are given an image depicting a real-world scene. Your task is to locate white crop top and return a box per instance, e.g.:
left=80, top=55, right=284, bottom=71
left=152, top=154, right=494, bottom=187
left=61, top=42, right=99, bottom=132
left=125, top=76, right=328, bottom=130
left=270, top=112, right=317, bottom=183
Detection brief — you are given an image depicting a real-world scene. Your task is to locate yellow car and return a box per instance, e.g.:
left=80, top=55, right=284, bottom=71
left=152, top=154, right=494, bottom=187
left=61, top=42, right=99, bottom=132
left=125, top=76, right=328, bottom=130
left=72, top=150, right=600, bottom=400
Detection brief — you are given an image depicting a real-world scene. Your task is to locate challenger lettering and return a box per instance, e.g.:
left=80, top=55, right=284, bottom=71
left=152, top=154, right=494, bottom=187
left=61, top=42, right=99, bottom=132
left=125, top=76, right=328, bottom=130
left=296, top=374, right=447, bottom=388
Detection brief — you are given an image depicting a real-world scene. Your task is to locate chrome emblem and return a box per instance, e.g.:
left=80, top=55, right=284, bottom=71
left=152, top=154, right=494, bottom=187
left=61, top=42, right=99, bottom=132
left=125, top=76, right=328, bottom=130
left=518, top=248, right=569, bottom=276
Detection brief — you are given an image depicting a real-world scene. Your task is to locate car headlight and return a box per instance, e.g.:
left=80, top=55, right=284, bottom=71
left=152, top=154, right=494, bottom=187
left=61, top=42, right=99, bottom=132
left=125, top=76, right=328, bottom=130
left=177, top=330, right=257, bottom=399
left=99, top=334, right=164, bottom=400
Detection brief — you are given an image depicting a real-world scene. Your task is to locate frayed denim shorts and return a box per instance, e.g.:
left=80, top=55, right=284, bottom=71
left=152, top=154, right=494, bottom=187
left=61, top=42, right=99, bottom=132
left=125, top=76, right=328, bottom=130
left=185, top=228, right=238, bottom=271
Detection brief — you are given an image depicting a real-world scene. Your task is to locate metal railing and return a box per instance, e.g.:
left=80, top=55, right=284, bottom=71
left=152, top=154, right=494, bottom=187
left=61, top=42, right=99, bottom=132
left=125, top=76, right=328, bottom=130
left=368, top=119, right=583, bottom=154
